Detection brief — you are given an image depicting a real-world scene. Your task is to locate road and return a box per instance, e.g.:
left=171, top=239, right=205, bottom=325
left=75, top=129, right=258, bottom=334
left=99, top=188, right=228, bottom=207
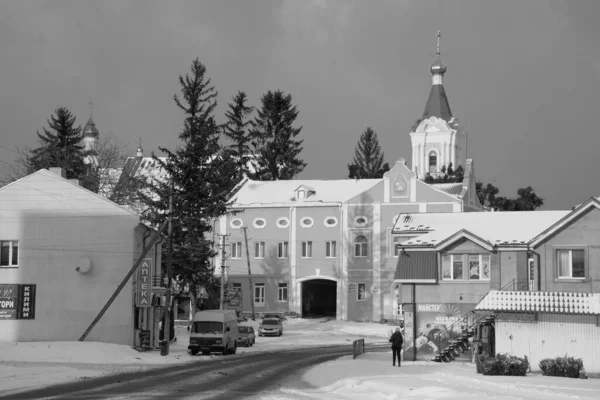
left=2, top=344, right=388, bottom=400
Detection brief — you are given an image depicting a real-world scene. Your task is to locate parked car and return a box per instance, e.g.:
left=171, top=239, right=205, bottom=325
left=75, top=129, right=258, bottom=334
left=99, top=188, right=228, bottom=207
left=258, top=318, right=283, bottom=336
left=262, top=313, right=286, bottom=321
left=236, top=325, right=255, bottom=347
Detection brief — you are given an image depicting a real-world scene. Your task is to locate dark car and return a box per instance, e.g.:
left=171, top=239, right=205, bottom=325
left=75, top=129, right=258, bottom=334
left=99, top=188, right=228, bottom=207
left=236, top=325, right=256, bottom=347
left=258, top=318, right=283, bottom=336
left=262, top=313, right=286, bottom=321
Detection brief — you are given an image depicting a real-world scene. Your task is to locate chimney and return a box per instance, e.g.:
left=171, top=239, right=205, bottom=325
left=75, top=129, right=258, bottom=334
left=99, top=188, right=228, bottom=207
left=48, top=167, right=67, bottom=178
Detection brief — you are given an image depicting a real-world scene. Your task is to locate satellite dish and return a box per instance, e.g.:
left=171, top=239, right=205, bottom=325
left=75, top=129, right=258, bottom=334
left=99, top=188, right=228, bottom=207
left=76, top=257, right=92, bottom=274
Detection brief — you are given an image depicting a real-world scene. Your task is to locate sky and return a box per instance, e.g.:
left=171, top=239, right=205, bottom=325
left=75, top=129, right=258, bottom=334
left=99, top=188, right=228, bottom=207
left=0, top=0, right=599, bottom=210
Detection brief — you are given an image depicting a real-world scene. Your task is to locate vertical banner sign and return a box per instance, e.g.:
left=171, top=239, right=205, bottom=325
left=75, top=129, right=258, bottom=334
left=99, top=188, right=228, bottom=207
left=0, top=284, right=18, bottom=320
left=136, top=258, right=153, bottom=307
left=17, top=284, right=36, bottom=320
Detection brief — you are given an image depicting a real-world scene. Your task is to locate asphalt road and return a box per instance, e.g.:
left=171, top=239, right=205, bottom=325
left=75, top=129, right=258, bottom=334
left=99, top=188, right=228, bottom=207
left=2, top=344, right=389, bottom=400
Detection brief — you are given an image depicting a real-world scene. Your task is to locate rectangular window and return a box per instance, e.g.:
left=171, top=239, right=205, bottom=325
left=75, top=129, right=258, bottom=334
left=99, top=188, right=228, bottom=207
left=468, top=255, right=491, bottom=280
left=326, top=241, right=336, bottom=258
left=254, top=283, right=265, bottom=307
left=301, top=241, right=312, bottom=258
left=357, top=283, right=366, bottom=301
left=278, top=242, right=289, bottom=259
left=557, top=249, right=585, bottom=279
left=254, top=241, right=265, bottom=259
left=0, top=241, right=18, bottom=267
left=233, top=283, right=242, bottom=291
left=278, top=283, right=288, bottom=302
left=441, top=254, right=464, bottom=280
left=392, top=236, right=419, bottom=258
left=231, top=242, right=242, bottom=259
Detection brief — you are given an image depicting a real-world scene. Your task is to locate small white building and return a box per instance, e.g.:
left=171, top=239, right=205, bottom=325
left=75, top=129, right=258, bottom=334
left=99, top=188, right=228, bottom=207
left=476, top=290, right=600, bottom=374
left=0, top=168, right=161, bottom=346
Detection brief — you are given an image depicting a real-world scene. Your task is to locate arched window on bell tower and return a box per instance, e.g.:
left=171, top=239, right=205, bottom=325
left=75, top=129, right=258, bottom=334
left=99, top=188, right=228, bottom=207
left=428, top=151, right=437, bottom=174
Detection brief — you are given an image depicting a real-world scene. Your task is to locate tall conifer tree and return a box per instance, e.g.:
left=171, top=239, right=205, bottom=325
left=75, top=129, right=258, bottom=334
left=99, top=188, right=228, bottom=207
left=251, top=90, right=306, bottom=180
left=347, top=127, right=390, bottom=179
left=141, top=59, right=237, bottom=311
left=223, top=91, right=254, bottom=179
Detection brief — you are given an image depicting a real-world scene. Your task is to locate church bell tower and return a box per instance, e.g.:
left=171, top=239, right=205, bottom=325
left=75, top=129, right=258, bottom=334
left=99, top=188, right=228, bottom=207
left=410, top=32, right=467, bottom=179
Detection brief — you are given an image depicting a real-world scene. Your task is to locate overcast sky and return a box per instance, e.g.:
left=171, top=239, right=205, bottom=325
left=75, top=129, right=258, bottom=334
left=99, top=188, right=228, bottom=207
left=1, top=0, right=598, bottom=210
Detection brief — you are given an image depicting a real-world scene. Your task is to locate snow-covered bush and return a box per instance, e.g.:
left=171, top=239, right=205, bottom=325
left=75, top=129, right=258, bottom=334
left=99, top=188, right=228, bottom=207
left=539, top=355, right=585, bottom=379
left=482, top=353, right=529, bottom=376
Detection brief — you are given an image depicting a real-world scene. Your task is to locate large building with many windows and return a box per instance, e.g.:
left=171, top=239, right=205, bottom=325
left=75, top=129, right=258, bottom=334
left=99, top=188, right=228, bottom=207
left=215, top=42, right=484, bottom=322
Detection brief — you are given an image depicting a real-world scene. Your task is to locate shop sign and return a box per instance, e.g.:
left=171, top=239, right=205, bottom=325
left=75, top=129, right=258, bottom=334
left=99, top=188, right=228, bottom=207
left=136, top=258, right=153, bottom=307
left=0, top=284, right=36, bottom=320
left=348, top=283, right=356, bottom=292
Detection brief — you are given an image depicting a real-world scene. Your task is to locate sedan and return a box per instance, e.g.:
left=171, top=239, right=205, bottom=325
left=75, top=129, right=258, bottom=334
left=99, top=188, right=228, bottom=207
left=236, top=325, right=256, bottom=347
left=258, top=318, right=283, bottom=337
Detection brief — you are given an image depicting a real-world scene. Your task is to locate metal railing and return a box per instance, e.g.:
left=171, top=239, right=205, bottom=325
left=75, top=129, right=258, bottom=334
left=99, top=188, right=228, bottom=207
left=432, top=311, right=492, bottom=361
left=500, top=278, right=531, bottom=292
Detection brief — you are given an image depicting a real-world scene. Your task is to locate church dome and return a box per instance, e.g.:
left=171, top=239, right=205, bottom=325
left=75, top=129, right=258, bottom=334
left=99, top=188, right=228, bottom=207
left=430, top=56, right=447, bottom=75
left=82, top=116, right=99, bottom=138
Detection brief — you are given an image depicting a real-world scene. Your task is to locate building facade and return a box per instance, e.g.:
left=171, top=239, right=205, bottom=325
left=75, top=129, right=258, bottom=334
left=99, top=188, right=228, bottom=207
left=0, top=168, right=161, bottom=346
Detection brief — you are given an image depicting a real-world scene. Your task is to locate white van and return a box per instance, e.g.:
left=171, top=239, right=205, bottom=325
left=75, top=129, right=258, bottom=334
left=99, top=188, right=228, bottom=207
left=188, top=309, right=238, bottom=356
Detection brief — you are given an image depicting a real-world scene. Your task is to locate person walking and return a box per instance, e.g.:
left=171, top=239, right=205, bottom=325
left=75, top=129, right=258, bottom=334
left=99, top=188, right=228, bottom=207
left=389, top=327, right=404, bottom=367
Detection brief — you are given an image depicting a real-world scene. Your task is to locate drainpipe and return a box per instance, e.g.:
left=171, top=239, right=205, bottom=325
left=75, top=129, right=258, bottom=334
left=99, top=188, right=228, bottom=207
left=412, top=283, right=417, bottom=362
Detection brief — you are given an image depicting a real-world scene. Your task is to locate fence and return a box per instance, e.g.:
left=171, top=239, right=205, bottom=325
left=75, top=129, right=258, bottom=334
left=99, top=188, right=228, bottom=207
left=353, top=338, right=365, bottom=359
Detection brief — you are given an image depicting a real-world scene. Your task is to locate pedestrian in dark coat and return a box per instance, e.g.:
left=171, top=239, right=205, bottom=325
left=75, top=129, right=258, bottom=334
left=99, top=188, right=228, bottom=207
left=389, top=327, right=404, bottom=366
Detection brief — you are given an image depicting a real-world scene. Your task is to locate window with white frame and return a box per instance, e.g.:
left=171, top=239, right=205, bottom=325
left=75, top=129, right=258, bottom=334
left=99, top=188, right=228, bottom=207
left=557, top=249, right=585, bottom=279
left=442, top=254, right=464, bottom=280
left=468, top=254, right=491, bottom=280
left=231, top=242, right=242, bottom=259
left=254, top=283, right=265, bottom=307
left=357, top=283, right=366, bottom=301
left=354, top=236, right=368, bottom=257
left=300, top=217, right=314, bottom=228
left=253, top=218, right=266, bottom=229
left=230, top=218, right=243, bottom=229
left=254, top=241, right=265, bottom=259
left=0, top=241, right=18, bottom=267
left=324, top=217, right=338, bottom=227
left=301, top=241, right=312, bottom=258
left=326, top=241, right=336, bottom=258
left=278, top=283, right=288, bottom=302
left=354, top=216, right=368, bottom=227
left=232, top=282, right=242, bottom=291
left=297, top=190, right=306, bottom=199
left=278, top=241, right=289, bottom=259
left=276, top=217, right=289, bottom=228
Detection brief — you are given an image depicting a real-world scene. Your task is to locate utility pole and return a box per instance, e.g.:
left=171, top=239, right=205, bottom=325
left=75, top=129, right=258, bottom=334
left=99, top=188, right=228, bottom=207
left=242, top=227, right=256, bottom=321
left=218, top=234, right=230, bottom=310
left=162, top=180, right=174, bottom=356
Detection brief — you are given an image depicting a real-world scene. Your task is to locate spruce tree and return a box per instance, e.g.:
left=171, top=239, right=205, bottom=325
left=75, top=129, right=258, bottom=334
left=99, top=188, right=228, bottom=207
left=251, top=90, right=306, bottom=180
left=27, top=107, right=100, bottom=192
left=141, top=59, right=237, bottom=313
left=223, top=91, right=254, bottom=179
left=347, top=127, right=390, bottom=179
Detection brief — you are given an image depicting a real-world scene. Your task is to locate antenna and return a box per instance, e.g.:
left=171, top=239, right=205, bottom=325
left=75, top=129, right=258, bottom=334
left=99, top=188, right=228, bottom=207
left=437, top=30, right=441, bottom=56
left=88, top=101, right=93, bottom=118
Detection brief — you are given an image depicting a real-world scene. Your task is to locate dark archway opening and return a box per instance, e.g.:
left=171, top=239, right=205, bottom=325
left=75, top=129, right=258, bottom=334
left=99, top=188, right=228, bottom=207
left=301, top=279, right=337, bottom=318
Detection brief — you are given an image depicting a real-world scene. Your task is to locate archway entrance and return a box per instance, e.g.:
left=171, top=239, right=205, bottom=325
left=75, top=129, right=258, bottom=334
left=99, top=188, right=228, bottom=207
left=301, top=279, right=337, bottom=318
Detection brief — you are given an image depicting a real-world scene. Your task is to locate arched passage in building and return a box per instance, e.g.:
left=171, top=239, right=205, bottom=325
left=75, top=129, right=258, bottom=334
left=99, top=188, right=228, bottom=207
left=300, top=278, right=337, bottom=318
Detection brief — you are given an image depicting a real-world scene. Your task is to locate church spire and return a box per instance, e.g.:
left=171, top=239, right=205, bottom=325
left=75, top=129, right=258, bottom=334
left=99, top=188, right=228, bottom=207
left=136, top=137, right=144, bottom=158
left=421, top=31, right=452, bottom=122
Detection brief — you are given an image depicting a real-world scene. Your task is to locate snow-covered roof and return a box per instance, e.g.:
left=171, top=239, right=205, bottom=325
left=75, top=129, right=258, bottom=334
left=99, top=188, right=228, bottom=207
left=430, top=182, right=463, bottom=196
left=392, top=210, right=570, bottom=249
left=229, top=179, right=381, bottom=206
left=476, top=290, right=600, bottom=315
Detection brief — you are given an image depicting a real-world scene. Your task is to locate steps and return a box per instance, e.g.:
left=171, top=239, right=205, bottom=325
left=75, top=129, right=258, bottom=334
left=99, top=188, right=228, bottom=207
left=431, top=313, right=493, bottom=363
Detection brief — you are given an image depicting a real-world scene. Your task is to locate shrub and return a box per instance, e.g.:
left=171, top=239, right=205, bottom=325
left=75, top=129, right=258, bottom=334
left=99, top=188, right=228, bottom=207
left=539, top=355, right=584, bottom=379
left=482, top=353, right=529, bottom=376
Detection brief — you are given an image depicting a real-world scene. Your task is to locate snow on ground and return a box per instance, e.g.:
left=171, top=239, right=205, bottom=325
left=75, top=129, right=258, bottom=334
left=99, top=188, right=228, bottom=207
left=269, top=353, right=600, bottom=400
left=2, top=317, right=599, bottom=399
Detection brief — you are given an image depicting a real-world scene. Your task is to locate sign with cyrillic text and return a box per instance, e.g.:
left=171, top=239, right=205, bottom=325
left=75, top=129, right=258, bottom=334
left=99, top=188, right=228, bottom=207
left=136, top=258, right=153, bottom=307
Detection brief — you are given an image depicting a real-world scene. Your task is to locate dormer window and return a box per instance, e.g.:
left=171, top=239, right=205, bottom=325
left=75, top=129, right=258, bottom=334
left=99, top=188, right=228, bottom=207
left=295, top=185, right=315, bottom=201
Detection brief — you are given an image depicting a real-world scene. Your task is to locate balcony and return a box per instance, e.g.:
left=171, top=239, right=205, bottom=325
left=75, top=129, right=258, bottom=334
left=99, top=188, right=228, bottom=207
left=500, top=278, right=532, bottom=291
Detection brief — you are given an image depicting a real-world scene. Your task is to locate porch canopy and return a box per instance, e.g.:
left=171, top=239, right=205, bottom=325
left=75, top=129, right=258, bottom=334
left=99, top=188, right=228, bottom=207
left=394, top=251, right=437, bottom=283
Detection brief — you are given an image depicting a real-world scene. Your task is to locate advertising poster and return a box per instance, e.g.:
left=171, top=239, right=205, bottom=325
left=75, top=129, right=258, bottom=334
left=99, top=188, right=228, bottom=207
left=402, top=303, right=475, bottom=359
left=0, top=284, right=36, bottom=320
